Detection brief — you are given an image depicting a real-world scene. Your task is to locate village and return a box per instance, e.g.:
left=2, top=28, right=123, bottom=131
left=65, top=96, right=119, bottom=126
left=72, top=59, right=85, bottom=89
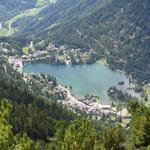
left=2, top=40, right=97, bottom=73
left=0, top=40, right=131, bottom=124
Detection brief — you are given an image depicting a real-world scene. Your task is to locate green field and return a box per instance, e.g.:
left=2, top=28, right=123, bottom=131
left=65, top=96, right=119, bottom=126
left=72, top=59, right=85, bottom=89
left=0, top=28, right=9, bottom=36
left=22, top=47, right=30, bottom=54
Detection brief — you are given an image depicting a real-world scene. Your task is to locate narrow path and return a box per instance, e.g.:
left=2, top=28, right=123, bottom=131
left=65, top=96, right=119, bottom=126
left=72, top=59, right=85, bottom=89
left=7, top=5, right=47, bottom=36
left=8, top=21, right=12, bottom=36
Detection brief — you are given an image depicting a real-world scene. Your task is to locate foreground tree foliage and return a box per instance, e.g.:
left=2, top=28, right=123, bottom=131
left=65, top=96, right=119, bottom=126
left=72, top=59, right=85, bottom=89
left=63, top=118, right=97, bottom=150
left=0, top=99, right=35, bottom=150
left=102, top=125, right=125, bottom=150
left=1, top=98, right=150, bottom=150
left=127, top=100, right=150, bottom=149
left=0, top=60, right=76, bottom=142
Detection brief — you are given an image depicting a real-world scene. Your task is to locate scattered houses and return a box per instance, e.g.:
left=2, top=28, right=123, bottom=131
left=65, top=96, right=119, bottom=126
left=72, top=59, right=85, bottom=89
left=8, top=56, right=23, bottom=74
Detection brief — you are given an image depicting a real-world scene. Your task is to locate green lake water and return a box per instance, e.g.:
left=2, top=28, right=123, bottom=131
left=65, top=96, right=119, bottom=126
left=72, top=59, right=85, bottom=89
left=24, top=63, right=129, bottom=103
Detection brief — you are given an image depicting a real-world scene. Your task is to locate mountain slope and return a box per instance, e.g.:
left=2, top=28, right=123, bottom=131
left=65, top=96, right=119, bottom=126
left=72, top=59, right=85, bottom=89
left=31, top=0, right=150, bottom=83
left=0, top=0, right=58, bottom=36
left=47, top=0, right=150, bottom=83
left=0, top=0, right=57, bottom=21
left=1, top=0, right=150, bottom=83
left=0, top=0, right=36, bottom=21
left=9, top=0, right=110, bottom=37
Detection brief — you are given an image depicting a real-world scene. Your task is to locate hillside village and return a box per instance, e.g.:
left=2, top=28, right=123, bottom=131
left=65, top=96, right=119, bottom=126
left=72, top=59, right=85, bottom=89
left=0, top=40, right=131, bottom=124
left=0, top=40, right=97, bottom=73
left=3, top=40, right=97, bottom=74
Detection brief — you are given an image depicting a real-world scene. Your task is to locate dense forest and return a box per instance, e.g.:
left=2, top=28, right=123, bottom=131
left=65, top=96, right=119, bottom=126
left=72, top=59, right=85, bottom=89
left=0, top=0, right=35, bottom=21
left=1, top=90, right=150, bottom=149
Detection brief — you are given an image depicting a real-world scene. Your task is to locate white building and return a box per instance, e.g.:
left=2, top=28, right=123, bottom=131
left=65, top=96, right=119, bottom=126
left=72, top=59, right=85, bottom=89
left=0, top=22, right=2, bottom=30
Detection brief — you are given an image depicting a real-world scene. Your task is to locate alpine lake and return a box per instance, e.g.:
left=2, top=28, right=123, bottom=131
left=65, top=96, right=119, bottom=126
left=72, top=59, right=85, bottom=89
left=23, top=63, right=133, bottom=104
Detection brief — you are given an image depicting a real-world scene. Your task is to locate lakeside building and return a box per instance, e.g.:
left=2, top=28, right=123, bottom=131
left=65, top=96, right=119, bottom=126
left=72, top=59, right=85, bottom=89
left=0, top=22, right=2, bottom=30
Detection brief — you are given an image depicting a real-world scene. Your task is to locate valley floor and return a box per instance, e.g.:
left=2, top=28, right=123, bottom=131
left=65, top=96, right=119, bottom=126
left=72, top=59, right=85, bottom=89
left=7, top=54, right=131, bottom=121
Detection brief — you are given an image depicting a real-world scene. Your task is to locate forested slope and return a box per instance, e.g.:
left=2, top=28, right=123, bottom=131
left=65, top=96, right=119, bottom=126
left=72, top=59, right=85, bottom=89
left=0, top=57, right=76, bottom=142
left=48, top=0, right=150, bottom=83
left=0, top=0, right=36, bottom=21
left=3, top=0, right=150, bottom=83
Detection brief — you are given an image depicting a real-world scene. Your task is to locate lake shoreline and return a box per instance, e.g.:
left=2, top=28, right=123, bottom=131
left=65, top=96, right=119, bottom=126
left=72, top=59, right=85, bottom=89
left=24, top=62, right=142, bottom=102
left=7, top=55, right=133, bottom=120
left=8, top=54, right=142, bottom=104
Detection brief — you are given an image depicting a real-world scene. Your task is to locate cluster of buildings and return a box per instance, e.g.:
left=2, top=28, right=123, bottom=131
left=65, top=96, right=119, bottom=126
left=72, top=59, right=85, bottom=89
left=21, top=51, right=49, bottom=63
left=8, top=57, right=23, bottom=74
left=57, top=87, right=131, bottom=121
left=19, top=41, right=96, bottom=65
left=37, top=42, right=96, bottom=64
left=86, top=101, right=131, bottom=120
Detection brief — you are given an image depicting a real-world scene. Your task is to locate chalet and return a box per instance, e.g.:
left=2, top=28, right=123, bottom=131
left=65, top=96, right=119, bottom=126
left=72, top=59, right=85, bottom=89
left=0, top=22, right=2, bottom=30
